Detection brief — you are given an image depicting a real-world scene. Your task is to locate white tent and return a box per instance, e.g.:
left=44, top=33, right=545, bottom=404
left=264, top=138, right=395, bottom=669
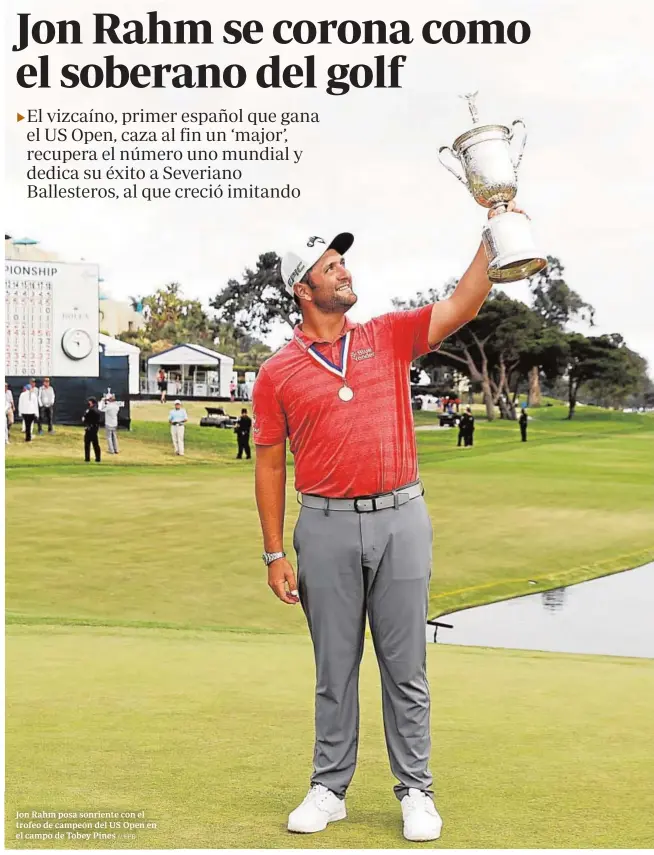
left=147, top=344, right=234, bottom=398
left=99, top=333, right=140, bottom=395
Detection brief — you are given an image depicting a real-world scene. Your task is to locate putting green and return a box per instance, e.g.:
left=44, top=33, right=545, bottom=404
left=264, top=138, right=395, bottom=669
left=5, top=627, right=654, bottom=849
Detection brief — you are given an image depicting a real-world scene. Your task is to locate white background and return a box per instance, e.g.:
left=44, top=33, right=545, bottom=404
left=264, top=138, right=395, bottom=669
left=5, top=1, right=654, bottom=370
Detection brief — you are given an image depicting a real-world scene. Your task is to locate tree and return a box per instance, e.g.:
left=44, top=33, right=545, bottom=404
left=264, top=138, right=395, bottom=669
left=527, top=256, right=595, bottom=405
left=393, top=286, right=541, bottom=420
left=563, top=333, right=647, bottom=419
left=582, top=336, right=649, bottom=409
left=211, top=251, right=300, bottom=336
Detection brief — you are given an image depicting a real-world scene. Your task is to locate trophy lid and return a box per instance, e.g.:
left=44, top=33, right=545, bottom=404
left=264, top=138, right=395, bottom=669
left=452, top=93, right=509, bottom=153
left=452, top=124, right=511, bottom=154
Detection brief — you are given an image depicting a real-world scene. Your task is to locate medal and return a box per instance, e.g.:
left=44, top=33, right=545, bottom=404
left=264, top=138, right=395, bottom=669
left=302, top=330, right=355, bottom=401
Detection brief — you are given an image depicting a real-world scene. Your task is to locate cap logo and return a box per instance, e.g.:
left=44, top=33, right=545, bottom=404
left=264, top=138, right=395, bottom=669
left=307, top=236, right=325, bottom=248
left=288, top=260, right=304, bottom=287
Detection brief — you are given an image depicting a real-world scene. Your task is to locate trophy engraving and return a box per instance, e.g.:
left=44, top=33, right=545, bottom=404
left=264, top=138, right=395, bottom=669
left=438, top=93, right=547, bottom=282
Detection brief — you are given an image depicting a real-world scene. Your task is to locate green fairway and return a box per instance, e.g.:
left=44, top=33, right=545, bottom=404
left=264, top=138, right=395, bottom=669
left=6, top=627, right=654, bottom=849
left=5, top=404, right=654, bottom=848
left=6, top=406, right=654, bottom=628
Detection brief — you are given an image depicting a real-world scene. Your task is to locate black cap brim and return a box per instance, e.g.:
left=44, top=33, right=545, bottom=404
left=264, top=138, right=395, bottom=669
left=327, top=233, right=354, bottom=257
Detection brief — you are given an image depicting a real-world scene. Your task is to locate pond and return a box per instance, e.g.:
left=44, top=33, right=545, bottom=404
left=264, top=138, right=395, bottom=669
left=427, top=563, right=654, bottom=659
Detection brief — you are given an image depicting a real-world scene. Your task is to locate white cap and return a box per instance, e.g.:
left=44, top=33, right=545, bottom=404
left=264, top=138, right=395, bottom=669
left=174, top=399, right=182, bottom=404
left=281, top=233, right=354, bottom=296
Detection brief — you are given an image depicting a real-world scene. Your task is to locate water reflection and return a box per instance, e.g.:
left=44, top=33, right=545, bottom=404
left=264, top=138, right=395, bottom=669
left=427, top=563, right=654, bottom=658
left=541, top=587, right=566, bottom=612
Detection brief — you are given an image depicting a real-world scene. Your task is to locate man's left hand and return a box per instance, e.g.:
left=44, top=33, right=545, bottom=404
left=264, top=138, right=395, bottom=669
left=488, top=200, right=529, bottom=219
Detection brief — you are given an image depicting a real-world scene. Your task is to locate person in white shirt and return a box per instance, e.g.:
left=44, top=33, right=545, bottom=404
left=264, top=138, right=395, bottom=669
left=5, top=383, right=15, bottom=436
left=18, top=384, right=39, bottom=442
left=168, top=400, right=188, bottom=455
left=99, top=393, right=123, bottom=454
left=38, top=377, right=56, bottom=434
left=29, top=378, right=44, bottom=434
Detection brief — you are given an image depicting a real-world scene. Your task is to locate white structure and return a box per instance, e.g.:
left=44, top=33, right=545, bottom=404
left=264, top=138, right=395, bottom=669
left=99, top=334, right=141, bottom=395
left=145, top=344, right=234, bottom=398
left=5, top=253, right=99, bottom=378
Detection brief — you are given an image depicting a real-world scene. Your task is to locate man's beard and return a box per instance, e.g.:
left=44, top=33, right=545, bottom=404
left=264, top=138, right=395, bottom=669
left=314, top=286, right=357, bottom=313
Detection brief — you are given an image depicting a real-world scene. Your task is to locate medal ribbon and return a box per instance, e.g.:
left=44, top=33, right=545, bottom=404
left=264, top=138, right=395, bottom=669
left=306, top=330, right=352, bottom=384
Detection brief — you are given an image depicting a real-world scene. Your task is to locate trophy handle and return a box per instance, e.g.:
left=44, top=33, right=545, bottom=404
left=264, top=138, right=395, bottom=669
left=437, top=146, right=467, bottom=187
left=508, top=119, right=527, bottom=171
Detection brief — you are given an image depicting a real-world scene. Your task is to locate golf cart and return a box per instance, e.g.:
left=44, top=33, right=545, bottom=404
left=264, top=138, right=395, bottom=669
left=199, top=407, right=238, bottom=429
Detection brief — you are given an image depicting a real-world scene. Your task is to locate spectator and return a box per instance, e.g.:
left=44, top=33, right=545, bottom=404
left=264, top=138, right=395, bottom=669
left=38, top=377, right=56, bottom=433
left=82, top=397, right=102, bottom=462
left=18, top=383, right=39, bottom=442
left=29, top=378, right=43, bottom=435
left=157, top=368, right=167, bottom=404
left=235, top=408, right=252, bottom=460
left=519, top=407, right=528, bottom=442
left=5, top=383, right=15, bottom=435
left=5, top=397, right=11, bottom=445
left=457, top=412, right=468, bottom=448
left=463, top=406, right=475, bottom=447
left=229, top=379, right=237, bottom=402
left=99, top=392, right=122, bottom=454
left=169, top=399, right=188, bottom=456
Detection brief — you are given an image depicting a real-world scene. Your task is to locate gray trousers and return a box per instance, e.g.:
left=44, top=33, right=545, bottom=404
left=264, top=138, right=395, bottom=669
left=293, top=494, right=433, bottom=801
left=105, top=427, right=119, bottom=454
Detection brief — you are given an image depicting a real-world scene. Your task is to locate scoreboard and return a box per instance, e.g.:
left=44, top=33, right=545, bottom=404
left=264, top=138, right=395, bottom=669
left=4, top=260, right=99, bottom=377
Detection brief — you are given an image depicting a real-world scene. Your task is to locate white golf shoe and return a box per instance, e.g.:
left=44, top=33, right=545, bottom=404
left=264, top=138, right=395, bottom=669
left=287, top=784, right=347, bottom=833
left=401, top=788, right=443, bottom=841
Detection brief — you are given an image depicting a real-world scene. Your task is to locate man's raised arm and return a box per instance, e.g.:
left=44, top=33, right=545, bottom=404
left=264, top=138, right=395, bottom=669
left=428, top=201, right=526, bottom=347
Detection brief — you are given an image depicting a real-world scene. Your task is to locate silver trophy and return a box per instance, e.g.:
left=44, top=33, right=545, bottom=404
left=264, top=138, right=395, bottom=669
left=438, top=92, right=547, bottom=282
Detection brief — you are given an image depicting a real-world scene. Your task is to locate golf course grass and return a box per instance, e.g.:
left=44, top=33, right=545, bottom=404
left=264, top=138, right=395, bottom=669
left=5, top=403, right=654, bottom=847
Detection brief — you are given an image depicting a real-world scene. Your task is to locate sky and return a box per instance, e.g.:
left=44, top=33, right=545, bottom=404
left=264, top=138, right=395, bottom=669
left=5, top=0, right=654, bottom=370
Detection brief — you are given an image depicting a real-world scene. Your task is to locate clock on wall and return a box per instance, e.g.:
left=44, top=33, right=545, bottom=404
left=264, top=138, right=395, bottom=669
left=61, top=328, right=93, bottom=360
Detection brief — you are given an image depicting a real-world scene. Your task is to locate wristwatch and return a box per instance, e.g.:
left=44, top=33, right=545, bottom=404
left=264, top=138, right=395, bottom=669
left=262, top=551, right=286, bottom=566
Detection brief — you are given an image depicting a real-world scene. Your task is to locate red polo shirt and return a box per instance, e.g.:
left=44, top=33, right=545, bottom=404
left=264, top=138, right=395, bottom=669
left=253, top=305, right=435, bottom=498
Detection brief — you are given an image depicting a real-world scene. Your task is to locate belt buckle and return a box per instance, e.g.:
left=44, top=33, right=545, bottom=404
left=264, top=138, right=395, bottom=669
left=354, top=497, right=376, bottom=513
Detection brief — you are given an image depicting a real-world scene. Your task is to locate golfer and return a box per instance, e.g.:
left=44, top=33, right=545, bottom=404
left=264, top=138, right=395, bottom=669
left=253, top=208, right=524, bottom=842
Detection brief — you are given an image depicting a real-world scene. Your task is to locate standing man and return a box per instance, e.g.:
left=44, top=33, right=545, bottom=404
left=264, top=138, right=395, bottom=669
left=29, top=378, right=44, bottom=435
left=169, top=399, right=188, bottom=456
left=18, top=383, right=39, bottom=442
left=38, top=377, right=56, bottom=433
left=519, top=407, right=528, bottom=442
left=82, top=396, right=101, bottom=462
left=5, top=383, right=15, bottom=436
left=457, top=409, right=470, bottom=447
left=463, top=406, right=475, bottom=447
left=253, top=207, right=525, bottom=842
left=99, top=392, right=122, bottom=454
left=235, top=408, right=252, bottom=460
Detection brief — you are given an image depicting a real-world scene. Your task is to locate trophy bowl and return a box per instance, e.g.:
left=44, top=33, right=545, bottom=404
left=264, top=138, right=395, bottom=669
left=451, top=124, right=519, bottom=208
left=439, top=95, right=547, bottom=282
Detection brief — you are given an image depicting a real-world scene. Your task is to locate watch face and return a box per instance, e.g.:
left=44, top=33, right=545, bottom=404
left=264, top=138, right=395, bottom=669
left=61, top=328, right=93, bottom=360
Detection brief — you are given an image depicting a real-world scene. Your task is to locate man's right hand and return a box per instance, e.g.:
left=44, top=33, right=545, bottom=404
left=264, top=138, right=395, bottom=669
left=268, top=557, right=299, bottom=605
